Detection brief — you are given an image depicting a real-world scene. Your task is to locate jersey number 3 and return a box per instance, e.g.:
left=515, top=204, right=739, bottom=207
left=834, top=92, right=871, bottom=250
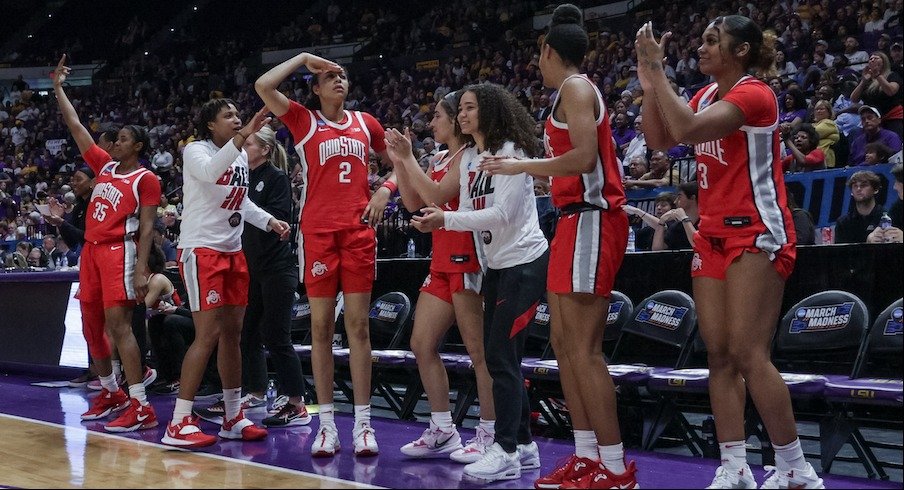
left=92, top=202, right=108, bottom=222
left=697, top=162, right=709, bottom=189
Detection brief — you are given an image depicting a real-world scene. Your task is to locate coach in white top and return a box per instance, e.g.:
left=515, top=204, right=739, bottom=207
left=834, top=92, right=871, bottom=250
left=163, top=100, right=289, bottom=450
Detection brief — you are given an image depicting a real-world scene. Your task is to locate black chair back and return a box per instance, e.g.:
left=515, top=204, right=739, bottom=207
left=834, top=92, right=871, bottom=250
left=368, top=292, right=413, bottom=349
left=610, top=290, right=698, bottom=368
left=852, top=298, right=903, bottom=378
left=774, top=290, right=870, bottom=376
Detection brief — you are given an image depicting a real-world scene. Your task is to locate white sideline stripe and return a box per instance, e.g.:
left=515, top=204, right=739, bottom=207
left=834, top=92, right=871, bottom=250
left=0, top=412, right=382, bottom=489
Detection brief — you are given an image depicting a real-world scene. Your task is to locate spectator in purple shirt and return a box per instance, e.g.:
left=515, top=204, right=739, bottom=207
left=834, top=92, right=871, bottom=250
left=779, top=87, right=808, bottom=134
left=611, top=112, right=635, bottom=160
left=850, top=106, right=903, bottom=166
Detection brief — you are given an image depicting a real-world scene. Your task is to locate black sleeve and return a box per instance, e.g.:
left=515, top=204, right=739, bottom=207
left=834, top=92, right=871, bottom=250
left=58, top=220, right=85, bottom=248
left=261, top=171, right=292, bottom=222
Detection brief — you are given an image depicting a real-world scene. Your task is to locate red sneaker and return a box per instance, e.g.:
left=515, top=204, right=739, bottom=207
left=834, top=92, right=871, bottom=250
left=162, top=415, right=218, bottom=448
left=219, top=410, right=268, bottom=441
left=104, top=398, right=158, bottom=432
left=81, top=388, right=130, bottom=420
left=535, top=455, right=600, bottom=489
left=560, top=461, right=639, bottom=489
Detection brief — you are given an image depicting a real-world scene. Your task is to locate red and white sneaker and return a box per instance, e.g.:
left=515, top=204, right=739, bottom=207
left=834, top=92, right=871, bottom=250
left=81, top=388, right=130, bottom=420
left=401, top=424, right=462, bottom=458
left=104, top=399, right=158, bottom=432
left=142, top=366, right=158, bottom=387
left=560, top=461, right=639, bottom=489
left=162, top=415, right=218, bottom=448
left=353, top=422, right=379, bottom=456
left=535, top=455, right=600, bottom=489
left=450, top=425, right=494, bottom=463
left=311, top=424, right=341, bottom=457
left=219, top=410, right=268, bottom=441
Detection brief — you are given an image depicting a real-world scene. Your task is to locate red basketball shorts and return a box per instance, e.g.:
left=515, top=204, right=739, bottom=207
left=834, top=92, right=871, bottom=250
left=178, top=247, right=249, bottom=312
left=77, top=241, right=138, bottom=308
left=420, top=269, right=483, bottom=304
left=548, top=209, right=628, bottom=297
left=691, top=232, right=796, bottom=281
left=299, top=227, right=376, bottom=298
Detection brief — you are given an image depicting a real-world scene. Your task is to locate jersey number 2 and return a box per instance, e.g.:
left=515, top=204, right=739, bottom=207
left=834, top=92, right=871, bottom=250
left=338, top=162, right=352, bottom=184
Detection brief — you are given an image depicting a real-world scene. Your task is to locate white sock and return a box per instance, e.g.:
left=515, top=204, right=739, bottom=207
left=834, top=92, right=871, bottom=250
left=719, top=440, right=747, bottom=469
left=354, top=404, right=371, bottom=427
left=319, top=403, right=335, bottom=426
left=431, top=411, right=453, bottom=430
left=773, top=438, right=807, bottom=471
left=574, top=430, right=599, bottom=460
left=599, top=442, right=626, bottom=474
left=111, top=360, right=122, bottom=378
left=100, top=372, right=119, bottom=393
left=222, top=387, right=242, bottom=421
left=479, top=418, right=495, bottom=435
left=128, top=383, right=148, bottom=406
left=172, top=398, right=193, bottom=423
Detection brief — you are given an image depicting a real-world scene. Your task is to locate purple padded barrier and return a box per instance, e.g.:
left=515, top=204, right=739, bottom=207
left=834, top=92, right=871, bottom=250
left=648, top=368, right=711, bottom=393
left=824, top=377, right=904, bottom=405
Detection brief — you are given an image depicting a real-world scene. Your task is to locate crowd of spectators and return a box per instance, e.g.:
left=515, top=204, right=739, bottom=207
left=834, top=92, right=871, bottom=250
left=2, top=0, right=903, bottom=268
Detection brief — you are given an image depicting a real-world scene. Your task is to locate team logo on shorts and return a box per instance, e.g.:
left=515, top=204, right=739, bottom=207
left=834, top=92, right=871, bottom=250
left=311, top=261, right=328, bottom=277
left=228, top=212, right=242, bottom=228
left=206, top=289, right=221, bottom=305
left=481, top=230, right=493, bottom=245
left=691, top=253, right=703, bottom=272
left=422, top=274, right=432, bottom=288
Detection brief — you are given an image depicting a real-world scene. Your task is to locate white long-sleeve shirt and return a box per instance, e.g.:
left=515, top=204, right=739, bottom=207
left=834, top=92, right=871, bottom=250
left=444, top=142, right=548, bottom=269
left=178, top=139, right=273, bottom=252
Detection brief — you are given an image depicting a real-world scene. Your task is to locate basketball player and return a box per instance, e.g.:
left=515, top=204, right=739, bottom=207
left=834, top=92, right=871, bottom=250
left=636, top=16, right=823, bottom=489
left=256, top=53, right=395, bottom=456
left=480, top=4, right=638, bottom=488
left=411, top=83, right=548, bottom=483
left=53, top=55, right=160, bottom=432
left=385, top=91, right=496, bottom=463
left=162, top=99, right=289, bottom=448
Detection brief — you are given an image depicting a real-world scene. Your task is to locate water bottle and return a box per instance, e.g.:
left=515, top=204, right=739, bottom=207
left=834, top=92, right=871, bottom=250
left=701, top=416, right=718, bottom=458
left=879, top=212, right=893, bottom=243
left=407, top=238, right=416, bottom=258
left=266, top=379, right=277, bottom=409
left=60, top=255, right=68, bottom=269
left=626, top=227, right=636, bottom=253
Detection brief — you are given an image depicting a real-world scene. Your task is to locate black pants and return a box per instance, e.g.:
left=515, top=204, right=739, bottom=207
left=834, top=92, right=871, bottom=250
left=241, top=266, right=306, bottom=398
left=148, top=310, right=217, bottom=385
left=483, top=249, right=549, bottom=453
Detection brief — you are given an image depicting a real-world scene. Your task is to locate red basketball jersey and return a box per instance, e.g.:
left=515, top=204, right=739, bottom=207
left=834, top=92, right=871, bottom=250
left=689, top=77, right=796, bottom=248
left=82, top=144, right=161, bottom=244
left=428, top=150, right=481, bottom=273
left=280, top=101, right=386, bottom=233
left=544, top=75, right=626, bottom=211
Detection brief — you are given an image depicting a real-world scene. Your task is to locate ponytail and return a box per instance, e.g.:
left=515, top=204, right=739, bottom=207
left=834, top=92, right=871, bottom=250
left=752, top=31, right=777, bottom=78
left=253, top=126, right=289, bottom=173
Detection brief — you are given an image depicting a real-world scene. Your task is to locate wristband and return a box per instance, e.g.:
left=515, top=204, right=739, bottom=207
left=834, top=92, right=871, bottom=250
left=380, top=180, right=397, bottom=194
left=681, top=217, right=692, bottom=224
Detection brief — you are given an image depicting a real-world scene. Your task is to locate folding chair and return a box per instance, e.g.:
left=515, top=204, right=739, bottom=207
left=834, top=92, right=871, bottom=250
left=821, top=298, right=902, bottom=480
left=332, top=292, right=413, bottom=418
left=610, top=290, right=701, bottom=452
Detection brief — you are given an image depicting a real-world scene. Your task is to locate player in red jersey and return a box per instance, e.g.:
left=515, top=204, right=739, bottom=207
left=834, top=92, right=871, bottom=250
left=480, top=5, right=637, bottom=489
left=385, top=90, right=496, bottom=463
left=53, top=55, right=160, bottom=433
left=256, top=53, right=395, bottom=457
left=637, top=16, right=823, bottom=489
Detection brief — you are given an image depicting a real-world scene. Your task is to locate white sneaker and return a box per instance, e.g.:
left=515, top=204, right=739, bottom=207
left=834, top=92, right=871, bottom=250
left=707, top=457, right=756, bottom=489
left=401, top=424, right=463, bottom=458
left=463, top=442, right=521, bottom=482
left=311, top=424, right=340, bottom=457
left=517, top=441, right=540, bottom=470
left=353, top=422, right=379, bottom=456
left=450, top=425, right=494, bottom=463
left=761, top=463, right=825, bottom=489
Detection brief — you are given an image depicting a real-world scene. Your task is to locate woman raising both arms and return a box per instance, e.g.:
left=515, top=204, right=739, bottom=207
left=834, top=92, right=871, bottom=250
left=635, top=16, right=823, bottom=489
